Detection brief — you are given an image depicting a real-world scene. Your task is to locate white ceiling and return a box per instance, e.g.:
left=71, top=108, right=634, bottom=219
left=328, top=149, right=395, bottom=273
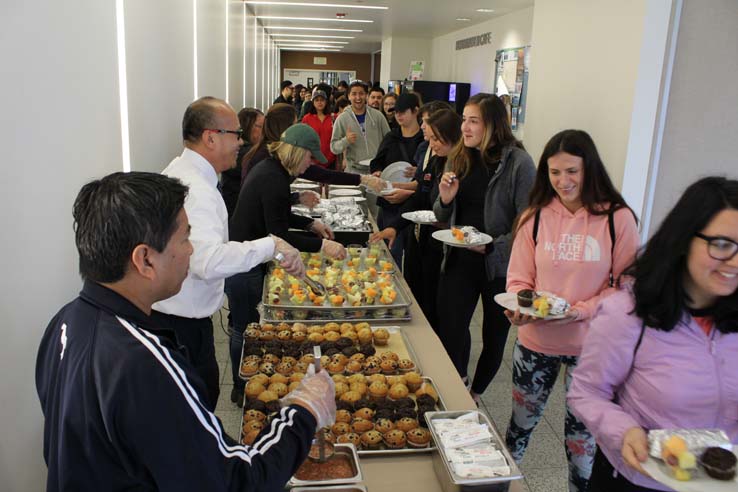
left=246, top=0, right=534, bottom=53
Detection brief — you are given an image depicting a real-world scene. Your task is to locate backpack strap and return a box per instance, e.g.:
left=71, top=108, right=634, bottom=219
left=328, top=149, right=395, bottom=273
left=532, top=209, right=541, bottom=245
left=608, top=208, right=616, bottom=287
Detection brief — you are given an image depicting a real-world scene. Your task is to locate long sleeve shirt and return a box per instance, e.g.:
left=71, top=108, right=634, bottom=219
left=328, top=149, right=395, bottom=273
left=154, top=148, right=274, bottom=319
left=36, top=281, right=316, bottom=492
left=568, top=288, right=738, bottom=490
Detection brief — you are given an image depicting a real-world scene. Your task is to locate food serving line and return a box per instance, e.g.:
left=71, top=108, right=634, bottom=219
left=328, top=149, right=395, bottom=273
left=237, top=178, right=528, bottom=491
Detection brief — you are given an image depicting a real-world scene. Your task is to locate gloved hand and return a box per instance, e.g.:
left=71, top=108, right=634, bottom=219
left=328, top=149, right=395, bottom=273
left=299, top=190, right=321, bottom=208
left=281, top=365, right=336, bottom=430
left=321, top=239, right=347, bottom=260
left=270, top=235, right=305, bottom=278
left=369, top=227, right=397, bottom=248
left=360, top=174, right=386, bottom=193
left=309, top=219, right=334, bottom=240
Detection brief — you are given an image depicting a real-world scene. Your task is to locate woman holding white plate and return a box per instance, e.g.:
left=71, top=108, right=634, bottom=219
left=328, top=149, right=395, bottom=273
left=503, top=129, right=639, bottom=492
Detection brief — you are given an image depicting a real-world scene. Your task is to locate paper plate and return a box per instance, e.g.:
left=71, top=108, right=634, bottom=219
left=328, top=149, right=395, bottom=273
left=493, top=292, right=567, bottom=320
left=329, top=188, right=362, bottom=197
left=380, top=161, right=414, bottom=184
left=432, top=229, right=492, bottom=248
left=329, top=184, right=361, bottom=189
left=401, top=210, right=438, bottom=224
left=641, top=447, right=738, bottom=492
left=357, top=159, right=371, bottom=167
left=290, top=182, right=319, bottom=189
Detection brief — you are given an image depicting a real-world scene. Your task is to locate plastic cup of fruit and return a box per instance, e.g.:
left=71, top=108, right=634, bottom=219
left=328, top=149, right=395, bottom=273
left=292, top=309, right=309, bottom=320
left=348, top=309, right=367, bottom=318
left=391, top=307, right=407, bottom=318
left=347, top=244, right=363, bottom=257
left=373, top=308, right=388, bottom=318
left=331, top=309, right=346, bottom=319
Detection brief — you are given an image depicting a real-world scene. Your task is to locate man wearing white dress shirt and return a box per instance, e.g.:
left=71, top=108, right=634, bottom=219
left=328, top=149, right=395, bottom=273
left=153, top=96, right=304, bottom=410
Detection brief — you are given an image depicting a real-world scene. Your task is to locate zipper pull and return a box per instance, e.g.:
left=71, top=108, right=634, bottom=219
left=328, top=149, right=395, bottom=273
left=710, top=340, right=716, bottom=355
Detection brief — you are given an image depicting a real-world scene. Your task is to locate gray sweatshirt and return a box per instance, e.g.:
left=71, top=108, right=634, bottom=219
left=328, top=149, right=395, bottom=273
left=330, top=105, right=390, bottom=170
left=433, top=145, right=536, bottom=280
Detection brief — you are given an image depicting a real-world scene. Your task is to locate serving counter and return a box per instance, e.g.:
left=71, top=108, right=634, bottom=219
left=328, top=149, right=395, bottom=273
left=358, top=274, right=525, bottom=492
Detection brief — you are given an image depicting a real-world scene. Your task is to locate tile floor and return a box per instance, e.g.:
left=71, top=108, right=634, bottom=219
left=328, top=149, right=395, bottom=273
left=211, top=303, right=571, bottom=492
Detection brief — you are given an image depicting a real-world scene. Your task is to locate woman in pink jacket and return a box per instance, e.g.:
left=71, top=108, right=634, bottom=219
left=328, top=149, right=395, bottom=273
left=568, top=176, right=738, bottom=491
left=504, top=130, right=640, bottom=492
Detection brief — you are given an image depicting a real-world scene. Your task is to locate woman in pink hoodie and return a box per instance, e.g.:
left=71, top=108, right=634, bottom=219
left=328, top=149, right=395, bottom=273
left=504, top=130, right=639, bottom=492
left=568, top=176, right=738, bottom=491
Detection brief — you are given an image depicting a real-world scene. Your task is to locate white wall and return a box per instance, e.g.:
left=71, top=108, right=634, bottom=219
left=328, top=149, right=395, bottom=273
left=379, top=36, right=393, bottom=87
left=381, top=36, right=431, bottom=84
left=523, top=0, right=648, bottom=189
left=648, top=0, right=738, bottom=232
left=428, top=7, right=534, bottom=95
left=0, top=2, right=123, bottom=489
left=0, top=2, right=280, bottom=489
left=124, top=0, right=195, bottom=172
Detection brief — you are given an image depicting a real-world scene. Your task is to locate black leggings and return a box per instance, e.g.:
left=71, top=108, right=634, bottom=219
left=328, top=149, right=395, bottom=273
left=588, top=448, right=663, bottom=492
left=436, top=249, right=510, bottom=394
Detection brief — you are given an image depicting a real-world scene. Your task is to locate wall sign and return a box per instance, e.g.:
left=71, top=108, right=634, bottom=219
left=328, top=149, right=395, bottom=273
left=455, top=32, right=492, bottom=51
left=313, top=56, right=327, bottom=65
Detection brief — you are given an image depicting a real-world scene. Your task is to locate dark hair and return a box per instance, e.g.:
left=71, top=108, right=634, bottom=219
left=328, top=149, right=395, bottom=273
left=316, top=83, right=333, bottom=99
left=237, top=107, right=264, bottom=145
left=516, top=129, right=634, bottom=233
left=73, top=172, right=188, bottom=283
left=308, top=94, right=329, bottom=116
left=627, top=176, right=738, bottom=333
left=335, top=96, right=350, bottom=112
left=337, top=80, right=349, bottom=89
left=244, top=103, right=297, bottom=164
left=370, top=87, right=385, bottom=96
left=427, top=109, right=462, bottom=146
left=280, top=80, right=293, bottom=91
left=182, top=96, right=222, bottom=143
left=419, top=100, right=453, bottom=117
left=348, top=80, right=367, bottom=93
left=448, top=93, right=523, bottom=180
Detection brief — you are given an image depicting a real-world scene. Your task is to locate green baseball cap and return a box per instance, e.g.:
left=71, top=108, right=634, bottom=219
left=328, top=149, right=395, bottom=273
left=279, top=123, right=327, bottom=164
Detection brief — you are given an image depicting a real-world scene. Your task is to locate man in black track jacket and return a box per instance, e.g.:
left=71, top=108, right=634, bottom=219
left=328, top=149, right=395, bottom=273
left=35, top=172, right=335, bottom=491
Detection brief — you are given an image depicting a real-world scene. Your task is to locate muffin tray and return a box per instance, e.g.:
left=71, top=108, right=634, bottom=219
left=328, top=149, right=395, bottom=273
left=238, top=324, right=422, bottom=380
left=356, top=377, right=446, bottom=457
left=290, top=486, right=368, bottom=492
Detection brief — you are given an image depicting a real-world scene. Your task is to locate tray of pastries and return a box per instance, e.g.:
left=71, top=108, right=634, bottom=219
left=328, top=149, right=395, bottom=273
left=260, top=245, right=413, bottom=323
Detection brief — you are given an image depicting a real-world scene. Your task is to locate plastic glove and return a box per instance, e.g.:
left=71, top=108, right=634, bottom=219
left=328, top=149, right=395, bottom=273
left=382, top=188, right=413, bottom=204
left=360, top=174, right=386, bottom=193
left=299, top=190, right=321, bottom=208
left=270, top=235, right=305, bottom=278
left=403, top=165, right=417, bottom=178
left=321, top=239, right=347, bottom=260
left=369, top=228, right=397, bottom=248
left=281, top=365, right=336, bottom=430
left=309, top=219, right=334, bottom=240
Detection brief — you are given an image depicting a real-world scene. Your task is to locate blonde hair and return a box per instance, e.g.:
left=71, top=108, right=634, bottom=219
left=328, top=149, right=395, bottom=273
left=267, top=141, right=309, bottom=176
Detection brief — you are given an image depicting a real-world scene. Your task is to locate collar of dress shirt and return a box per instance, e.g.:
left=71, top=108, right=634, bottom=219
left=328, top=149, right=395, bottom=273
left=182, top=147, right=218, bottom=188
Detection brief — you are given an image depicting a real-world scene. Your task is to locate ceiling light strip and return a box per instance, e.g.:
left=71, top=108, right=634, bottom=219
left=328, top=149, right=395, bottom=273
left=257, top=16, right=373, bottom=23
left=271, top=34, right=354, bottom=38
left=275, top=40, right=348, bottom=44
left=246, top=1, right=387, bottom=9
left=266, top=26, right=362, bottom=32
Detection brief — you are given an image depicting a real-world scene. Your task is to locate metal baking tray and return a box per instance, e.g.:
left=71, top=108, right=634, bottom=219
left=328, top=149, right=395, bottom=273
left=357, top=376, right=446, bottom=457
left=261, top=305, right=412, bottom=323
left=238, top=325, right=422, bottom=381
left=425, top=410, right=523, bottom=490
left=290, top=485, right=367, bottom=492
left=287, top=443, right=363, bottom=488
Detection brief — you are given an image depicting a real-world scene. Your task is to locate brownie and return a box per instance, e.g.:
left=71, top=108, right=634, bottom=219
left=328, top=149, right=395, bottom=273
left=335, top=337, right=353, bottom=350
left=244, top=400, right=268, bottom=413
left=374, top=408, right=395, bottom=420
left=336, top=401, right=355, bottom=412
left=393, top=397, right=415, bottom=409
left=701, top=447, right=737, bottom=480
left=342, top=346, right=359, bottom=357
left=395, top=408, right=418, bottom=420
left=359, top=344, right=376, bottom=356
left=416, top=394, right=436, bottom=408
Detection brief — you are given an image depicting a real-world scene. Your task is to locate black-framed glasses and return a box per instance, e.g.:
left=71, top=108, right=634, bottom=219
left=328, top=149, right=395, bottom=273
left=694, top=232, right=738, bottom=261
left=205, top=128, right=243, bottom=140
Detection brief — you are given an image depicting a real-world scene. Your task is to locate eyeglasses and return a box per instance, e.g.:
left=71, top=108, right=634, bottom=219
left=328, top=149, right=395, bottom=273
left=205, top=128, right=243, bottom=140
left=694, top=232, right=738, bottom=261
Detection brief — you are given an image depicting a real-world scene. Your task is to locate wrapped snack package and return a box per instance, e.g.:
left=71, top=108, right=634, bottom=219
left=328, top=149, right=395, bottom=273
left=649, top=429, right=732, bottom=458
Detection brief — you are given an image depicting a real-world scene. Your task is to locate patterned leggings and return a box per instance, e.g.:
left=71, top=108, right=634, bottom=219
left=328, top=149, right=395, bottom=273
left=505, top=340, right=596, bottom=492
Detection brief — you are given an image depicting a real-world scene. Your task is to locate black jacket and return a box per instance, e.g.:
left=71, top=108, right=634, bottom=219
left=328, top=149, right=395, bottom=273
left=36, top=281, right=315, bottom=491
left=369, top=127, right=424, bottom=211
left=231, top=157, right=322, bottom=252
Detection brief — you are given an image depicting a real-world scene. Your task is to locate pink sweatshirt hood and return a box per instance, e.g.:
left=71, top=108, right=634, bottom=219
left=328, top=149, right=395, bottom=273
left=506, top=200, right=639, bottom=356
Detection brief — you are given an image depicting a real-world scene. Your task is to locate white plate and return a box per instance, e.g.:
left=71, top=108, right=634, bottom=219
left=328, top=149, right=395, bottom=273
left=329, top=184, right=360, bottom=189
left=358, top=159, right=371, bottom=167
left=290, top=182, right=319, bottom=189
left=329, top=188, right=363, bottom=197
left=432, top=229, right=492, bottom=248
left=641, top=447, right=738, bottom=492
left=329, top=196, right=366, bottom=203
left=402, top=210, right=438, bottom=224
left=493, top=292, right=567, bottom=320
left=380, top=161, right=414, bottom=184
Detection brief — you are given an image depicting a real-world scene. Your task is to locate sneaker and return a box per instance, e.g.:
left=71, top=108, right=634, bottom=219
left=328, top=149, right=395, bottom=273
left=231, top=386, right=244, bottom=408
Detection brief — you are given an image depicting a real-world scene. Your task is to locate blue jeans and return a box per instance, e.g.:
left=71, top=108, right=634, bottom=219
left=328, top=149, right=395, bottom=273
left=224, top=268, right=264, bottom=390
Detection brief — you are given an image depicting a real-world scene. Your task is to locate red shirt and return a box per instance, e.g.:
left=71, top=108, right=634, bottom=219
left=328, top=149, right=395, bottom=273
left=301, top=113, right=336, bottom=167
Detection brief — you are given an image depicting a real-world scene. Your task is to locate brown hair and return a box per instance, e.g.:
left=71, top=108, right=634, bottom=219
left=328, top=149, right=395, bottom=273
left=243, top=103, right=296, bottom=165
left=427, top=109, right=462, bottom=146
left=447, top=93, right=523, bottom=180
